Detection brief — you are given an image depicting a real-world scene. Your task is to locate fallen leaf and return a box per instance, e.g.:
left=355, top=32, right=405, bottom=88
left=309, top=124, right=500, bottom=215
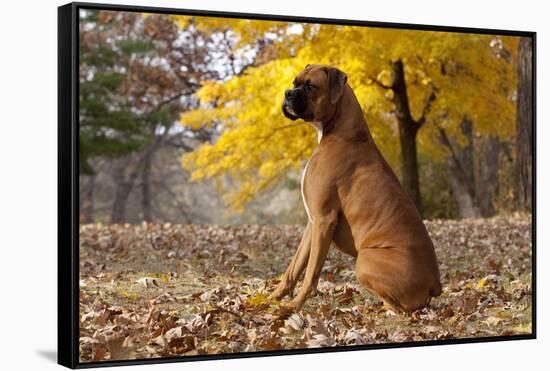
left=135, top=277, right=159, bottom=288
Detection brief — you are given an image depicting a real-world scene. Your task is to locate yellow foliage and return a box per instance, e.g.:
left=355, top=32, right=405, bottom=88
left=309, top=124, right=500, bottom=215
left=176, top=16, right=518, bottom=211
left=477, top=277, right=488, bottom=289
left=512, top=323, right=532, bottom=334
left=246, top=292, right=279, bottom=306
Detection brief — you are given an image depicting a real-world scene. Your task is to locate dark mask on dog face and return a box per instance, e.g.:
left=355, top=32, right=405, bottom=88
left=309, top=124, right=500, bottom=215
left=282, top=82, right=314, bottom=121
left=282, top=64, right=347, bottom=123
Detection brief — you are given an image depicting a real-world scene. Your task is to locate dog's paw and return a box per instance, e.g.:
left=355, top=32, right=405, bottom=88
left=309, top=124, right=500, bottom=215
left=279, top=302, right=297, bottom=312
left=268, top=290, right=284, bottom=301
left=281, top=298, right=304, bottom=311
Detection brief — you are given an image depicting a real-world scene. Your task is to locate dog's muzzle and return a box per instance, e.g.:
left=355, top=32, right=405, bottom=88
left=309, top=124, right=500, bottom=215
left=282, top=88, right=308, bottom=121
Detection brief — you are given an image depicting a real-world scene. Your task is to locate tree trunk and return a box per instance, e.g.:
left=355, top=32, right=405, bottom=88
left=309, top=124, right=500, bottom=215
left=439, top=127, right=481, bottom=218
left=477, top=135, right=500, bottom=217
left=111, top=158, right=141, bottom=223
left=81, top=175, right=95, bottom=223
left=141, top=148, right=155, bottom=222
left=516, top=36, right=533, bottom=211
left=391, top=59, right=422, bottom=214
left=456, top=119, right=475, bottom=188
left=445, top=157, right=481, bottom=218
left=111, top=177, right=133, bottom=224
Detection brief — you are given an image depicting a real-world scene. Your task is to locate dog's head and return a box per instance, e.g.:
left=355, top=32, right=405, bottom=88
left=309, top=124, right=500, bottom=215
left=282, top=64, right=348, bottom=122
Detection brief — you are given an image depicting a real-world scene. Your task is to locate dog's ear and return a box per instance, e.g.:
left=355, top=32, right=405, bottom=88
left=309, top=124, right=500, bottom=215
left=326, top=67, right=347, bottom=104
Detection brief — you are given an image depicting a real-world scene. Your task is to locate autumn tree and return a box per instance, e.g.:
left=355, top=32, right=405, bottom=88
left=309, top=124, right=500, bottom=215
left=179, top=20, right=517, bottom=216
left=79, top=10, right=149, bottom=176
left=433, top=37, right=517, bottom=218
left=79, top=10, right=217, bottom=222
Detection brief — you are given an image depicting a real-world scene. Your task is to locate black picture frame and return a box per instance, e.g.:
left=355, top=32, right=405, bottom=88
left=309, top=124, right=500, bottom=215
left=58, top=2, right=537, bottom=368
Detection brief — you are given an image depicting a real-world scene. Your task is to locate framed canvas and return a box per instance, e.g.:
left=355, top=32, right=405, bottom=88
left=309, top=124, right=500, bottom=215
left=58, top=2, right=536, bottom=368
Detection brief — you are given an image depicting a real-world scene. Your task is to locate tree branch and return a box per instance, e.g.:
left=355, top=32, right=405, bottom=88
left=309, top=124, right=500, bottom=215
left=368, top=76, right=392, bottom=89
left=164, top=132, right=196, bottom=152
left=438, top=126, right=469, bottom=179
left=146, top=92, right=187, bottom=117
left=256, top=122, right=307, bottom=145
left=416, top=90, right=437, bottom=128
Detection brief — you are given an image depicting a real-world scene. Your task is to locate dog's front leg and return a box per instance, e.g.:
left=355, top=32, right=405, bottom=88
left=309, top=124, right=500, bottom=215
left=286, top=211, right=338, bottom=309
left=269, top=222, right=312, bottom=300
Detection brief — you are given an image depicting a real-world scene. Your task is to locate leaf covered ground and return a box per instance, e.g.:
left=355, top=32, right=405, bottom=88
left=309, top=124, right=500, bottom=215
left=79, top=214, right=532, bottom=363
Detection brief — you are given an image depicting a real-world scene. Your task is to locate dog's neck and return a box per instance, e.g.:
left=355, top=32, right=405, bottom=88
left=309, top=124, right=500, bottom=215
left=317, top=128, right=323, bottom=143
left=314, top=102, right=340, bottom=143
left=316, top=85, right=371, bottom=143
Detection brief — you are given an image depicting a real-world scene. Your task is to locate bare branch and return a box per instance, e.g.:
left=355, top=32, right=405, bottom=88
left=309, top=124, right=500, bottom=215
left=146, top=92, right=186, bottom=117
left=417, top=90, right=437, bottom=128
left=368, top=76, right=392, bottom=89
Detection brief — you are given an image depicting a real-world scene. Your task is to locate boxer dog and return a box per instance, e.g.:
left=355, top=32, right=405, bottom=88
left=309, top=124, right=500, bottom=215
left=269, top=64, right=442, bottom=313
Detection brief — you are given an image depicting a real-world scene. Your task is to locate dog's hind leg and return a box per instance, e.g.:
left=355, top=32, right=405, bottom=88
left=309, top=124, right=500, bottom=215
left=355, top=248, right=432, bottom=314
left=269, top=222, right=312, bottom=300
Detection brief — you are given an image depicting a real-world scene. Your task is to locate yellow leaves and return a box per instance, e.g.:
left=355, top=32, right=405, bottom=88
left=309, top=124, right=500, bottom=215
left=477, top=277, right=488, bottom=289
left=180, top=55, right=318, bottom=211
left=174, top=16, right=519, bottom=212
left=512, top=323, right=532, bottom=334
left=384, top=90, right=395, bottom=101
left=170, top=15, right=292, bottom=52
left=117, top=289, right=138, bottom=301
left=196, top=80, right=229, bottom=103
left=188, top=168, right=205, bottom=182
left=246, top=292, right=279, bottom=306
left=376, top=69, right=393, bottom=87
left=484, top=308, right=514, bottom=326
left=179, top=108, right=215, bottom=130
left=259, top=161, right=277, bottom=179
left=447, top=315, right=460, bottom=326
left=169, top=15, right=192, bottom=29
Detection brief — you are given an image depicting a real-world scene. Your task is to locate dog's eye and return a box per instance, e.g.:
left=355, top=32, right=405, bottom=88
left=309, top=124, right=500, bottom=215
left=305, top=84, right=316, bottom=92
